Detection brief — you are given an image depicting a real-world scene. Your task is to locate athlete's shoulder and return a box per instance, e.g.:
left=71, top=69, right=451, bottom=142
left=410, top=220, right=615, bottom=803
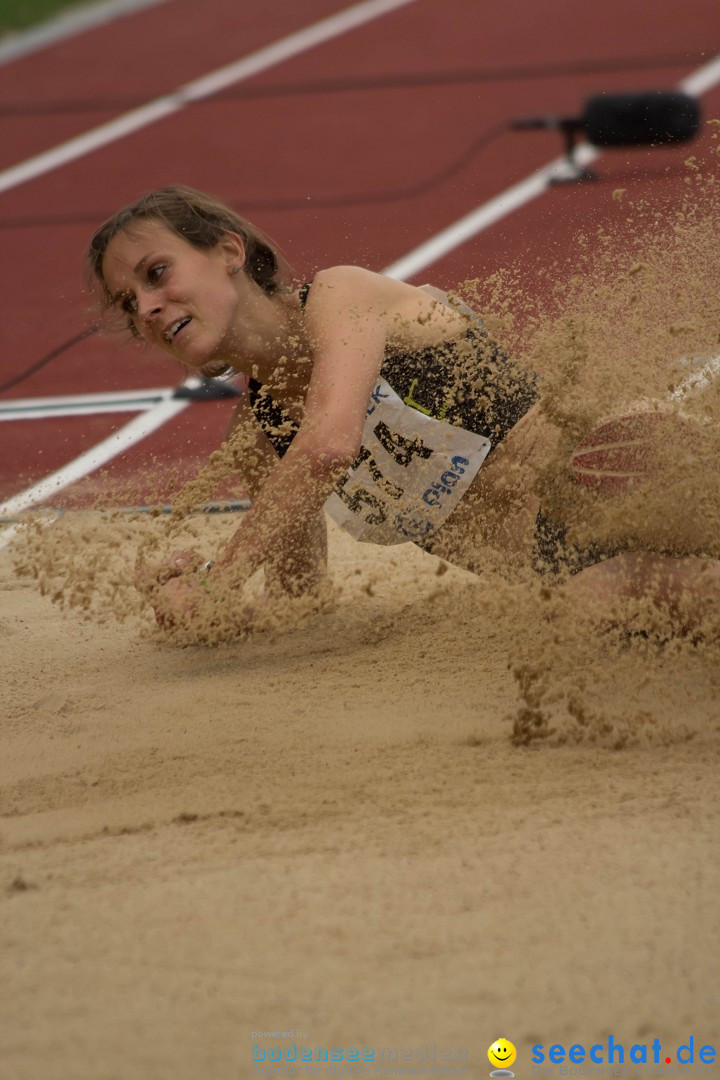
left=312, top=264, right=384, bottom=285
left=309, top=265, right=405, bottom=303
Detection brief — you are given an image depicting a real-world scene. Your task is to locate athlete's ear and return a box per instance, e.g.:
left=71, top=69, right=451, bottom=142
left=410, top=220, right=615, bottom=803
left=219, top=231, right=247, bottom=271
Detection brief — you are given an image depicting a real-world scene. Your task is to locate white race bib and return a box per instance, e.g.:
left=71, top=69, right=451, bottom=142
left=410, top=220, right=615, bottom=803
left=324, top=377, right=491, bottom=546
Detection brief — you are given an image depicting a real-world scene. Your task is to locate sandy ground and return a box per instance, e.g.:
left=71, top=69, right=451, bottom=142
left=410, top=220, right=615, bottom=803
left=2, top=514, right=719, bottom=1080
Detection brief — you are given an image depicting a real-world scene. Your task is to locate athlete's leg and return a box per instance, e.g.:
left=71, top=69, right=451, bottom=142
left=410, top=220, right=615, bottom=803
left=558, top=552, right=720, bottom=635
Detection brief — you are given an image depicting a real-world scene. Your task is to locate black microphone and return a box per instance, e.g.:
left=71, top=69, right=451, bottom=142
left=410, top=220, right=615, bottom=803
left=584, top=91, right=700, bottom=146
left=511, top=90, right=700, bottom=147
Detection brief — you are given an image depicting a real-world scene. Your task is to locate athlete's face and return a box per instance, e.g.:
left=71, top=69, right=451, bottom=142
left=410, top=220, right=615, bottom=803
left=102, top=220, right=245, bottom=370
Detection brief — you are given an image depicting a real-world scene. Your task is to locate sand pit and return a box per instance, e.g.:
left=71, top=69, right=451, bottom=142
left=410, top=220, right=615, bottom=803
left=2, top=511, right=720, bottom=1080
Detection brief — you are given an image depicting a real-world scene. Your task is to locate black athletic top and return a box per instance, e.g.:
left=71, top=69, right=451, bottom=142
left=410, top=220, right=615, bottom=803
left=247, top=282, right=539, bottom=458
left=244, top=283, right=626, bottom=574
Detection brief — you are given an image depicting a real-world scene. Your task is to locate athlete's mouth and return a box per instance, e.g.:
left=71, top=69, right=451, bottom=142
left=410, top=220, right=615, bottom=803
left=163, top=316, right=192, bottom=343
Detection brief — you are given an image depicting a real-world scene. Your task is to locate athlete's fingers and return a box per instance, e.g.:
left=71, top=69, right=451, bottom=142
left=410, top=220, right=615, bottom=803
left=152, top=577, right=203, bottom=628
left=135, top=548, right=203, bottom=594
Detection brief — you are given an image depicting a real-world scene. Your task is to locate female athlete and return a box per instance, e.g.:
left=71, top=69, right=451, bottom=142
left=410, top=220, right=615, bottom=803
left=87, top=185, right=719, bottom=634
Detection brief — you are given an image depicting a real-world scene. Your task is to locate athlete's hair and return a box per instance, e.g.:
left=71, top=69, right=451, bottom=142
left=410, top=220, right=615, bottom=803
left=86, top=184, right=293, bottom=325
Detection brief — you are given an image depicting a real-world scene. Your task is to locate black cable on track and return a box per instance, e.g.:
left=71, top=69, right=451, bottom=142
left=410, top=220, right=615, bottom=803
left=0, top=325, right=98, bottom=395
left=0, top=52, right=707, bottom=117
left=0, top=122, right=509, bottom=230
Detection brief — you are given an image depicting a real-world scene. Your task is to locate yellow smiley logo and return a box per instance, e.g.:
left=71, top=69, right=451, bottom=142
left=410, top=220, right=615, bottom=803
left=488, top=1040, right=517, bottom=1069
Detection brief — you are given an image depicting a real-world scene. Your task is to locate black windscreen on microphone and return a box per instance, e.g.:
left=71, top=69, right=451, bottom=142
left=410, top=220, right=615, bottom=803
left=583, top=91, right=701, bottom=147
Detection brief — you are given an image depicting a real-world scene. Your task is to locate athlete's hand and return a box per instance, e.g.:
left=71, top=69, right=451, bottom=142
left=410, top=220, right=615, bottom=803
left=134, top=548, right=204, bottom=596
left=151, top=575, right=263, bottom=637
left=151, top=575, right=206, bottom=630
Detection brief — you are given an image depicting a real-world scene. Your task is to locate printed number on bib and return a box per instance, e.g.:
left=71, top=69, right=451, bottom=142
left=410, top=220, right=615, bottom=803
left=335, top=480, right=386, bottom=524
left=372, top=421, right=431, bottom=467
left=323, top=376, right=492, bottom=545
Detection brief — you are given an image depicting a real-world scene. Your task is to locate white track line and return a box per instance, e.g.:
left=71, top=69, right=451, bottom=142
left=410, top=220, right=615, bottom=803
left=382, top=146, right=599, bottom=279
left=0, top=387, right=171, bottom=410
left=0, top=395, right=187, bottom=524
left=0, top=0, right=173, bottom=66
left=679, top=53, right=720, bottom=96
left=670, top=355, right=720, bottom=400
left=0, top=0, right=419, bottom=195
left=0, top=523, right=23, bottom=546
left=383, top=52, right=720, bottom=280
left=0, top=386, right=173, bottom=420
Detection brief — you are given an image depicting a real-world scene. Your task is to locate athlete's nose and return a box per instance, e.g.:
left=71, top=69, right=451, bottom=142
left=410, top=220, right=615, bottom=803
left=137, top=293, right=163, bottom=324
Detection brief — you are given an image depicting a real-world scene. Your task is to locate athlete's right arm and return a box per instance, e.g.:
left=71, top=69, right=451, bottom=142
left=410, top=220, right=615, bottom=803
left=225, top=392, right=329, bottom=596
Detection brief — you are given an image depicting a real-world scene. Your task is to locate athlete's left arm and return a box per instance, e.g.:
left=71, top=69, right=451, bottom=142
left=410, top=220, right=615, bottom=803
left=216, top=266, right=391, bottom=584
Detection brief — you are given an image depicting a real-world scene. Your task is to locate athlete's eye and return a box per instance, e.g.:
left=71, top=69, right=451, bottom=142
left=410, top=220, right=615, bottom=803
left=120, top=294, right=138, bottom=315
left=148, top=264, right=166, bottom=284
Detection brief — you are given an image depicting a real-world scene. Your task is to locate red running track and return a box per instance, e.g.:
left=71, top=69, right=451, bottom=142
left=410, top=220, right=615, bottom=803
left=1, top=0, right=720, bottom=509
